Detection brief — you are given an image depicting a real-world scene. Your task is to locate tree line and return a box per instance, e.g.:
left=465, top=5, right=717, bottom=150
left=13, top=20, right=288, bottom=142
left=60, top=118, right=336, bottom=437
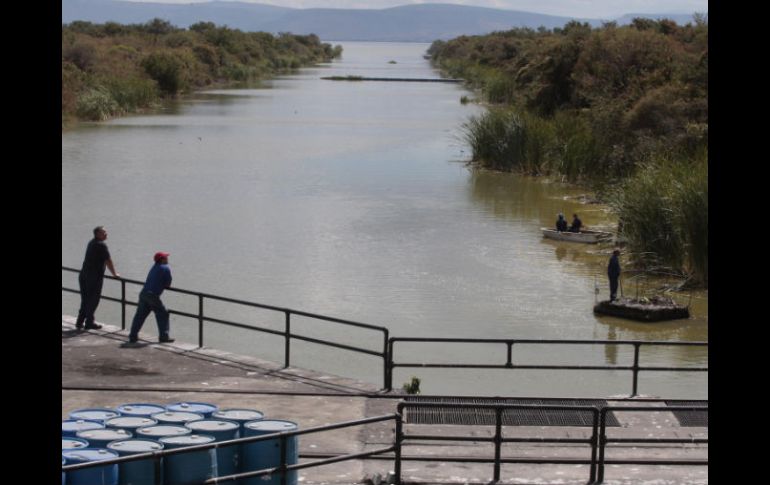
left=62, top=19, right=343, bottom=124
left=428, top=16, right=708, bottom=287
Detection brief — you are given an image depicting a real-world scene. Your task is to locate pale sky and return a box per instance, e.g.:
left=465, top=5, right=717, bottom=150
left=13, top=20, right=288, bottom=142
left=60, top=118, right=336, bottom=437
left=125, top=1, right=708, bottom=19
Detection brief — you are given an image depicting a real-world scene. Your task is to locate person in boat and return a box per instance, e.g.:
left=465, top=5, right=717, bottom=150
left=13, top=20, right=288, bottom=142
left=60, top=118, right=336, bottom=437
left=608, top=248, right=621, bottom=301
left=555, top=213, right=568, bottom=232
left=569, top=213, right=583, bottom=232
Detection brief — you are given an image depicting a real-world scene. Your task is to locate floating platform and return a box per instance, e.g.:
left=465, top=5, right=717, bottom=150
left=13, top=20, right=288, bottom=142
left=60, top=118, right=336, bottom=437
left=593, top=296, right=690, bottom=322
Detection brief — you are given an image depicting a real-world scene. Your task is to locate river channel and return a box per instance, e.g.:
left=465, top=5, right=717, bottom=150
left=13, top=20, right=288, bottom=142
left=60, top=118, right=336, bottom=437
left=62, top=41, right=707, bottom=399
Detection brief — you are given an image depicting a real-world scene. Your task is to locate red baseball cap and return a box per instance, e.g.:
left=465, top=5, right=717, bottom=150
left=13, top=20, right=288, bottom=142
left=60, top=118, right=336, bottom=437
left=154, top=251, right=170, bottom=262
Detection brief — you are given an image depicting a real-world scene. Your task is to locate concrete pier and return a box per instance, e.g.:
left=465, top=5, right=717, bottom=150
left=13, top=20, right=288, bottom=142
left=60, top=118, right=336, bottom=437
left=62, top=316, right=707, bottom=484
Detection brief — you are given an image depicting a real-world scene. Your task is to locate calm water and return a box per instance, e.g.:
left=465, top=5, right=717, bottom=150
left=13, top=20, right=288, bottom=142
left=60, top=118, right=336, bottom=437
left=62, top=42, right=707, bottom=399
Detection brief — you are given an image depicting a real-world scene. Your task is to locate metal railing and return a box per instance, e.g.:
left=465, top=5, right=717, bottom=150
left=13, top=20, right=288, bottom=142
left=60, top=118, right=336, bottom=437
left=395, top=401, right=707, bottom=484
left=63, top=267, right=707, bottom=397
left=62, top=266, right=390, bottom=386
left=396, top=401, right=601, bottom=483
left=387, top=337, right=707, bottom=397
left=596, top=405, right=709, bottom=482
left=61, top=403, right=708, bottom=484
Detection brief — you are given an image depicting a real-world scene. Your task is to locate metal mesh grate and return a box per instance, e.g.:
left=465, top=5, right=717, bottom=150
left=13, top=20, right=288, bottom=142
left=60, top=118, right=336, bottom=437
left=665, top=401, right=708, bottom=427
left=403, top=397, right=619, bottom=427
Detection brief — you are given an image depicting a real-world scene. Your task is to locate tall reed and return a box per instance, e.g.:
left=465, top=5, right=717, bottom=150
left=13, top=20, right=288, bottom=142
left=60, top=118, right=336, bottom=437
left=609, top=152, right=707, bottom=285
left=462, top=109, right=526, bottom=171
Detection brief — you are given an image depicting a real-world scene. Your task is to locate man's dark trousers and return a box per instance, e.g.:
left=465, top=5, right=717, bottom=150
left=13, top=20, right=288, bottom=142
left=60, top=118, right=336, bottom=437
left=76, top=273, right=104, bottom=327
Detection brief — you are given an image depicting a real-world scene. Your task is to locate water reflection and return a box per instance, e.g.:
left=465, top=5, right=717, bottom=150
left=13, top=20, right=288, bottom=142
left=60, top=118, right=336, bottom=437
left=604, top=325, right=618, bottom=365
left=468, top=169, right=616, bottom=231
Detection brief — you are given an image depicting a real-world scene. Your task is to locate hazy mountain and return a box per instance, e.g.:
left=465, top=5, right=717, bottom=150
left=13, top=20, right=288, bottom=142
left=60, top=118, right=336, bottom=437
left=62, top=0, right=292, bottom=31
left=62, top=1, right=703, bottom=41
left=257, top=4, right=600, bottom=42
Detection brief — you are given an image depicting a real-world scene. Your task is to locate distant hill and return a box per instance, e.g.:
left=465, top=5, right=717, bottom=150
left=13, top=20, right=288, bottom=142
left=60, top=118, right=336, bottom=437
left=613, top=12, right=702, bottom=26
left=61, top=0, right=704, bottom=41
left=62, top=0, right=292, bottom=30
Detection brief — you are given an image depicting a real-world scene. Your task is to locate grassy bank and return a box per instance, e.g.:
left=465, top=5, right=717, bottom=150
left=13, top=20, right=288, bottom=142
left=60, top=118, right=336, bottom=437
left=62, top=19, right=343, bottom=126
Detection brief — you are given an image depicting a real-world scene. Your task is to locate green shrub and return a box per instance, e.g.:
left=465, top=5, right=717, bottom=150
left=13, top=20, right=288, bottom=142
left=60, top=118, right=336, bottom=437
left=221, top=63, right=261, bottom=82
left=141, top=51, right=188, bottom=95
left=63, top=42, right=97, bottom=71
left=76, top=87, right=120, bottom=120
left=101, top=77, right=158, bottom=111
left=485, top=74, right=516, bottom=104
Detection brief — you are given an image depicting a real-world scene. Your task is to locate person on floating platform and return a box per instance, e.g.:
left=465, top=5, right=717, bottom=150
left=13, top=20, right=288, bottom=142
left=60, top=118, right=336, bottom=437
left=569, top=213, right=583, bottom=232
left=556, top=213, right=568, bottom=232
left=608, top=248, right=621, bottom=301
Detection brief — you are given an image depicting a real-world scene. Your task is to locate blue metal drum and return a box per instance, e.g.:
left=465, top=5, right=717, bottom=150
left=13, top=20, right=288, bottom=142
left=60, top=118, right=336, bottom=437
left=62, top=437, right=89, bottom=450
left=105, top=416, right=158, bottom=432
left=61, top=448, right=119, bottom=485
left=62, top=419, right=104, bottom=437
left=165, top=402, right=219, bottom=418
left=135, top=424, right=192, bottom=440
left=151, top=411, right=204, bottom=425
left=185, top=419, right=240, bottom=479
left=76, top=428, right=133, bottom=448
left=212, top=409, right=264, bottom=434
left=68, top=408, right=120, bottom=424
left=107, top=439, right=164, bottom=485
left=241, top=420, right=298, bottom=485
left=116, top=403, right=166, bottom=418
left=159, top=434, right=217, bottom=485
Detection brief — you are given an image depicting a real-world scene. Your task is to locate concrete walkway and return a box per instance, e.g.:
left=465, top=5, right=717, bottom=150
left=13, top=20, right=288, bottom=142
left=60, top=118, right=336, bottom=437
left=61, top=316, right=707, bottom=484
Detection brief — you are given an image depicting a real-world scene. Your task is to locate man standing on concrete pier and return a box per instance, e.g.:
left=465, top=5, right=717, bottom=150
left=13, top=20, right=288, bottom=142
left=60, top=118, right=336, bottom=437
left=76, top=226, right=120, bottom=331
left=128, top=252, right=174, bottom=344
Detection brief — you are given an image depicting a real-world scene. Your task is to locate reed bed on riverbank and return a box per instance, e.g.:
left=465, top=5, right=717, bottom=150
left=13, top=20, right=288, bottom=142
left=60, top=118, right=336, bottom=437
left=608, top=151, right=708, bottom=286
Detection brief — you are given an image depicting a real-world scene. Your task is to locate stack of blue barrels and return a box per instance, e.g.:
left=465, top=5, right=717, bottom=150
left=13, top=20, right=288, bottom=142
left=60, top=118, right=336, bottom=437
left=61, top=402, right=299, bottom=485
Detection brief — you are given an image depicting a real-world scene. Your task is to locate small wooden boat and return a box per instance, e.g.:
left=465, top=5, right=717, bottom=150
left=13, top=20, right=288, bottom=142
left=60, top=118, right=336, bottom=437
left=593, top=296, right=690, bottom=322
left=541, top=228, right=613, bottom=244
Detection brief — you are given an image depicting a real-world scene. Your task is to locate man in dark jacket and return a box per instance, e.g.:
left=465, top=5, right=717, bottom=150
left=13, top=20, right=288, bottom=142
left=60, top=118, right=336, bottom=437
left=556, top=213, right=568, bottom=232
left=128, top=252, right=174, bottom=344
left=76, top=226, right=120, bottom=331
left=608, top=249, right=621, bottom=301
left=569, top=213, right=583, bottom=232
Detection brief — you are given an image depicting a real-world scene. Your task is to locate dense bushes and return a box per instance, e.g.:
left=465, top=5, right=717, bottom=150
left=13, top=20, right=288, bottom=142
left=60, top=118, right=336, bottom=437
left=141, top=51, right=189, bottom=95
left=62, top=19, right=342, bottom=125
left=433, top=18, right=707, bottom=180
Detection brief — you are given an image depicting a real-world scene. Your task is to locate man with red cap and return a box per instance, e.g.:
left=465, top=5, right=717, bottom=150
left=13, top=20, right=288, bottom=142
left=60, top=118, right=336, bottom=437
left=127, top=251, right=174, bottom=344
